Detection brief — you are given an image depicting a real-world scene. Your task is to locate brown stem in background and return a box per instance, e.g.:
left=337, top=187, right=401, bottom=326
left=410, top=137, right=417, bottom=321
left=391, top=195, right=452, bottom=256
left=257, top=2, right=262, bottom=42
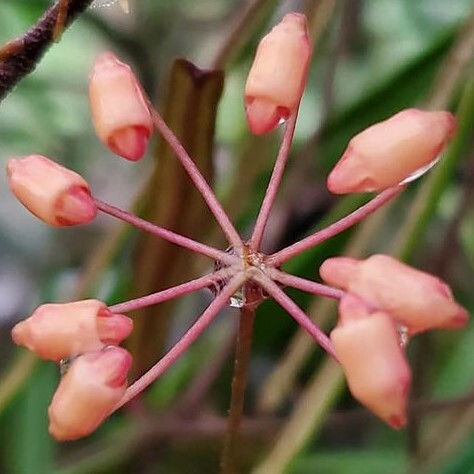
left=53, top=0, right=69, bottom=41
left=0, top=0, right=93, bottom=102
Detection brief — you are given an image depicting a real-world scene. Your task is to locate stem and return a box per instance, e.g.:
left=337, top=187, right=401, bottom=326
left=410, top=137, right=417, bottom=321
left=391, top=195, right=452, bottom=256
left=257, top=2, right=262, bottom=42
left=250, top=114, right=299, bottom=251
left=114, top=272, right=247, bottom=409
left=53, top=0, right=69, bottom=41
left=0, top=0, right=94, bottom=102
left=150, top=109, right=244, bottom=252
left=95, top=198, right=237, bottom=265
left=266, top=268, right=343, bottom=300
left=269, top=186, right=403, bottom=265
left=254, top=273, right=336, bottom=359
left=220, top=300, right=256, bottom=474
left=109, top=268, right=235, bottom=314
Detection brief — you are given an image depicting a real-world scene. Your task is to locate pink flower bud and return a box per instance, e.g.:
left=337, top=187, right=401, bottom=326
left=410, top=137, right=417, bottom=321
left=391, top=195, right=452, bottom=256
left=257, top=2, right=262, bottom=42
left=12, top=299, right=133, bottom=362
left=327, top=109, right=457, bottom=193
left=331, top=295, right=411, bottom=428
left=244, top=13, right=312, bottom=135
left=48, top=347, right=131, bottom=440
left=89, top=52, right=152, bottom=161
left=6, top=155, right=97, bottom=226
left=320, top=255, right=468, bottom=334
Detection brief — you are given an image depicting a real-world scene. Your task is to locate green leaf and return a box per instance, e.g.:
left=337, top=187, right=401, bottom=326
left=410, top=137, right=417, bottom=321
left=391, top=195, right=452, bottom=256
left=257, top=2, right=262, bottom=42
left=2, top=362, right=57, bottom=474
left=291, top=449, right=406, bottom=474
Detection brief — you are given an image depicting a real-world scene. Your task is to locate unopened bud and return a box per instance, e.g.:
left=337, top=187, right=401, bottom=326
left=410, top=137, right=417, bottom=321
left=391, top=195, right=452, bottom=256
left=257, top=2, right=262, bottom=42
left=327, top=109, right=456, bottom=193
left=331, top=295, right=411, bottom=428
left=48, top=347, right=131, bottom=440
left=89, top=52, right=152, bottom=161
left=12, top=299, right=133, bottom=362
left=244, top=13, right=312, bottom=135
left=6, top=155, right=97, bottom=226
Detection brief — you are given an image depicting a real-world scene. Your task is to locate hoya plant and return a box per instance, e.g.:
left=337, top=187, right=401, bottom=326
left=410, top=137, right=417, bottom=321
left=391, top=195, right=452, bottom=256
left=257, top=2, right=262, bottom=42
left=1, top=1, right=473, bottom=473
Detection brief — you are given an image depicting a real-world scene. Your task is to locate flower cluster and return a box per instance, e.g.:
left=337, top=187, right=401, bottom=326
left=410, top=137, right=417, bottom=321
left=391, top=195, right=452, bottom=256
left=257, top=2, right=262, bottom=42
left=322, top=255, right=467, bottom=427
left=7, top=12, right=468, bottom=440
left=12, top=300, right=133, bottom=440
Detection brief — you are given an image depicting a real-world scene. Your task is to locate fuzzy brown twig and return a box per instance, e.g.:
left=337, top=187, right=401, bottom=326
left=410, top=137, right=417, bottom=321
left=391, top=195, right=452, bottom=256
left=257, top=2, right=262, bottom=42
left=0, top=0, right=94, bottom=102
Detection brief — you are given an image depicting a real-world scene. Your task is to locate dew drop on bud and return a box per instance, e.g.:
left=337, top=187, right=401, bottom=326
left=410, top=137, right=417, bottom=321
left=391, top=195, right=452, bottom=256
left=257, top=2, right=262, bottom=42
left=399, top=156, right=440, bottom=185
left=59, top=356, right=76, bottom=377
left=396, top=324, right=410, bottom=347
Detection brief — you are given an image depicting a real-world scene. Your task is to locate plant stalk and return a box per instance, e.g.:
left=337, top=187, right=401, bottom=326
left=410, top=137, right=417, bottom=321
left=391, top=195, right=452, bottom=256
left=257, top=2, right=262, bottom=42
left=251, top=114, right=299, bottom=251
left=109, top=268, right=235, bottom=314
left=150, top=108, right=244, bottom=252
left=115, top=273, right=246, bottom=409
left=95, top=198, right=237, bottom=264
left=220, top=284, right=258, bottom=474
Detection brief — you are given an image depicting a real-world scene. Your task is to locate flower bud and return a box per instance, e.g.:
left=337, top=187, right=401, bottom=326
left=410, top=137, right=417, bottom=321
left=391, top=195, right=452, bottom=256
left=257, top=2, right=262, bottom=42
left=331, top=295, right=411, bottom=428
left=320, top=255, right=468, bottom=334
left=12, top=299, right=133, bottom=362
left=244, top=13, right=312, bottom=135
left=327, top=109, right=457, bottom=193
left=6, top=155, right=97, bottom=226
left=89, top=52, right=152, bottom=161
left=48, top=347, right=131, bottom=440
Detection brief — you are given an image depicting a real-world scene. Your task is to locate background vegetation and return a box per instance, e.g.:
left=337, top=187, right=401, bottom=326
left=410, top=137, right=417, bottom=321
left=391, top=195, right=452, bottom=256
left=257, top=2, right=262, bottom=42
left=0, top=0, right=473, bottom=473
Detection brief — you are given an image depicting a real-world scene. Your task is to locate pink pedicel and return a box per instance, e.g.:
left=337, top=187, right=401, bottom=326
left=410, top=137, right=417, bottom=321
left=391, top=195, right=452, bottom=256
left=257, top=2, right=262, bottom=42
left=244, top=13, right=312, bottom=135
left=11, top=299, right=133, bottom=362
left=89, top=51, right=152, bottom=161
left=330, top=295, right=411, bottom=428
left=48, top=347, right=131, bottom=441
left=6, top=155, right=97, bottom=226
left=327, top=109, right=457, bottom=193
left=320, top=255, right=468, bottom=334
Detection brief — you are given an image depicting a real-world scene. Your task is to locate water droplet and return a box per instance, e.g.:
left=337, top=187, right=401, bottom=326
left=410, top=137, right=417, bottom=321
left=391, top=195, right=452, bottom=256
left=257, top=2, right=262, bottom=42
left=396, top=324, right=410, bottom=347
left=399, top=156, right=440, bottom=185
left=90, top=0, right=115, bottom=8
left=278, top=117, right=287, bottom=125
left=59, top=357, right=74, bottom=377
left=90, top=0, right=129, bottom=13
left=229, top=288, right=245, bottom=308
left=210, top=246, right=247, bottom=308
